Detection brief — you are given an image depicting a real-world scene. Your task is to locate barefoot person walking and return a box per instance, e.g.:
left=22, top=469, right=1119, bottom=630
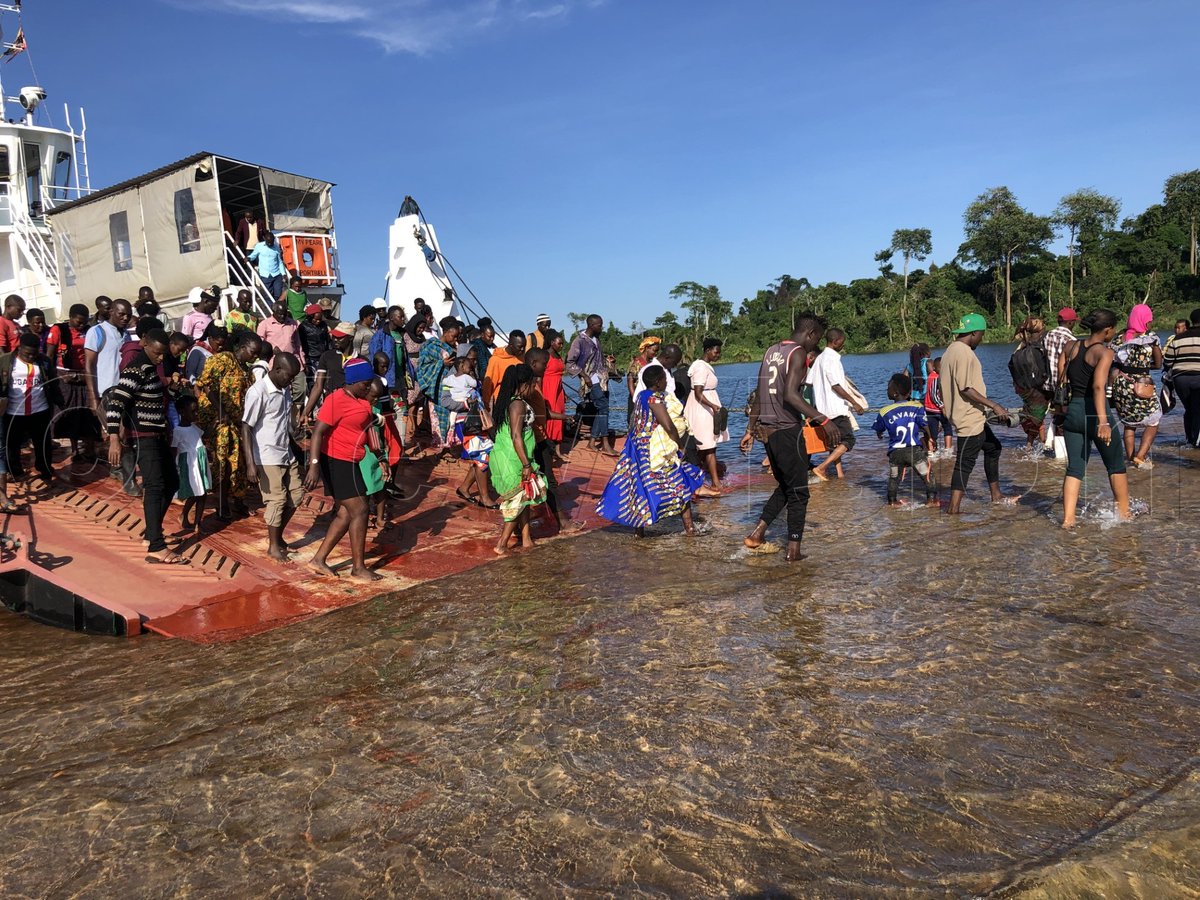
left=941, top=313, right=1017, bottom=515
left=490, top=364, right=547, bottom=555
left=243, top=352, right=305, bottom=561
left=1058, top=309, right=1131, bottom=529
left=304, top=358, right=383, bottom=581
left=743, top=316, right=840, bottom=562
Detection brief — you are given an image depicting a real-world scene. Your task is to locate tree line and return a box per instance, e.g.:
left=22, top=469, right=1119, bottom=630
left=570, top=169, right=1200, bottom=365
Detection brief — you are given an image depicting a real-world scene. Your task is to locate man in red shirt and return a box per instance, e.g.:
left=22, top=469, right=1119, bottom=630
left=0, top=294, right=25, bottom=353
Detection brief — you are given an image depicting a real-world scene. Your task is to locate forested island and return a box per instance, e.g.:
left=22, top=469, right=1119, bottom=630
left=572, top=170, right=1200, bottom=364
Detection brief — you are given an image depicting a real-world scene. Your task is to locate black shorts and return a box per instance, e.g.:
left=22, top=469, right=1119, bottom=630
left=830, top=415, right=856, bottom=452
left=320, top=454, right=367, bottom=501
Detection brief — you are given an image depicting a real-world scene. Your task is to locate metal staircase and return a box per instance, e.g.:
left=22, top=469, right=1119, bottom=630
left=223, top=232, right=277, bottom=319
left=4, top=186, right=60, bottom=307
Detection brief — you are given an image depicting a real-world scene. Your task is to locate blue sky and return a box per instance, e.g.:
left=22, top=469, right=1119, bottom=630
left=12, top=0, right=1200, bottom=331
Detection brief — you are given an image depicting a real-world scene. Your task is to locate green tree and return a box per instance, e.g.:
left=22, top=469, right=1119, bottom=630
left=1053, top=189, right=1120, bottom=300
left=1164, top=170, right=1200, bottom=275
left=567, top=311, right=587, bottom=334
left=958, top=187, right=1053, bottom=327
left=877, top=227, right=933, bottom=341
left=669, top=281, right=731, bottom=333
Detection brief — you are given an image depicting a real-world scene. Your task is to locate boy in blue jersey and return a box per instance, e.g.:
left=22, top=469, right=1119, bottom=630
left=873, top=372, right=939, bottom=507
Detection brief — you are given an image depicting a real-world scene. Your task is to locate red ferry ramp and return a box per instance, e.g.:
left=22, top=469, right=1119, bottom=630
left=0, top=446, right=622, bottom=643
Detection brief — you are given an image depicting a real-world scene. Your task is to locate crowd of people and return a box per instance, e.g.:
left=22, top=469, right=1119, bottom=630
left=0, top=280, right=1194, bottom=573
left=601, top=300, right=1200, bottom=560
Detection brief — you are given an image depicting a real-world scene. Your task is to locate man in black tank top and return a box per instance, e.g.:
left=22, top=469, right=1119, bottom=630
left=743, top=315, right=840, bottom=561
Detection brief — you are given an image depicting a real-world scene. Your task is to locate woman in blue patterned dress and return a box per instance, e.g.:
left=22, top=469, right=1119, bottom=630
left=598, top=364, right=704, bottom=537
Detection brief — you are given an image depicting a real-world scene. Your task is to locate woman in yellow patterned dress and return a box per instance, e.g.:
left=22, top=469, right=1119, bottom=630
left=196, top=330, right=260, bottom=519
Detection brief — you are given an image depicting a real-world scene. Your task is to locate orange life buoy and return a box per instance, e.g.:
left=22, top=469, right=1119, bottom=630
left=278, top=234, right=333, bottom=284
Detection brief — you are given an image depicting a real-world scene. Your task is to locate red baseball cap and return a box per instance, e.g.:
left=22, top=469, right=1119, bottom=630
left=1057, top=307, right=1078, bottom=323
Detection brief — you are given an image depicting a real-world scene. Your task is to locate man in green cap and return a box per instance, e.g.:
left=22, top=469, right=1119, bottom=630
left=941, top=313, right=1017, bottom=514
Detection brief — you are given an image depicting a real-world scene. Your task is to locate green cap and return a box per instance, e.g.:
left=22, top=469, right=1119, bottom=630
left=952, top=312, right=987, bottom=334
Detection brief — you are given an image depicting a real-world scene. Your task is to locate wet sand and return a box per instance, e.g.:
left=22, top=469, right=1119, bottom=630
left=1, top=418, right=1198, bottom=896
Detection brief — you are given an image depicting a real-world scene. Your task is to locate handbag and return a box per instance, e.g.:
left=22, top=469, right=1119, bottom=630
left=463, top=399, right=494, bottom=435
left=1132, top=376, right=1156, bottom=401
left=520, top=470, right=548, bottom=503
left=711, top=406, right=729, bottom=434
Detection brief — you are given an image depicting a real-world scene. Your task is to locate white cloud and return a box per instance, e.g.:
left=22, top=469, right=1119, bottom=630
left=185, top=0, right=605, bottom=55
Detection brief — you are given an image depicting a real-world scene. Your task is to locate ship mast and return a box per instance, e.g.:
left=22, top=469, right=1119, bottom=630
left=0, top=2, right=42, bottom=125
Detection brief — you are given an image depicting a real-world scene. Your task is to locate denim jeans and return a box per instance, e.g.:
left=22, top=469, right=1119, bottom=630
left=262, top=275, right=284, bottom=303
left=588, top=382, right=609, bottom=439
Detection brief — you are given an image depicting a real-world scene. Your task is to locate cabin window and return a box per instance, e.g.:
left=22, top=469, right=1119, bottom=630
left=0, top=147, right=10, bottom=181
left=174, top=188, right=200, bottom=253
left=109, top=211, right=132, bottom=271
left=51, top=151, right=71, bottom=202
left=23, top=142, right=41, bottom=217
left=266, top=185, right=321, bottom=221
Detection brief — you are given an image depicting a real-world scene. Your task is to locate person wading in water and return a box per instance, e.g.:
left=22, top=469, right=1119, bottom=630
left=743, top=315, right=839, bottom=561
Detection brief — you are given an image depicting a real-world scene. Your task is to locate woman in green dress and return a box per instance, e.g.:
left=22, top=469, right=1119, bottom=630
left=490, top=363, right=546, bottom=555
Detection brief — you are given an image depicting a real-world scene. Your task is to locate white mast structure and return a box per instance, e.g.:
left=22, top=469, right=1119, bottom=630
left=0, top=1, right=90, bottom=318
left=385, top=197, right=502, bottom=333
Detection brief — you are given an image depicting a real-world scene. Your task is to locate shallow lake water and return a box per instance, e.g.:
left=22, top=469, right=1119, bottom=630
left=2, top=343, right=1199, bottom=896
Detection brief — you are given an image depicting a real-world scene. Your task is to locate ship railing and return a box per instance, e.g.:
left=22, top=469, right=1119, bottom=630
left=8, top=186, right=59, bottom=292
left=39, top=185, right=93, bottom=213
left=223, top=231, right=276, bottom=319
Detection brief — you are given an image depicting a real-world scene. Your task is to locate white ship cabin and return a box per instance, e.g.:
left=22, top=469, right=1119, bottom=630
left=45, top=151, right=342, bottom=324
left=0, top=91, right=90, bottom=319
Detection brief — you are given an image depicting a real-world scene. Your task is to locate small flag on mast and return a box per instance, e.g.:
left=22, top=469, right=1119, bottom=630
left=2, top=27, right=25, bottom=64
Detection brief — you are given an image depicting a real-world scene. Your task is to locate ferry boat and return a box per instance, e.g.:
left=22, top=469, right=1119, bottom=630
left=0, top=2, right=91, bottom=317
left=0, top=2, right=344, bottom=324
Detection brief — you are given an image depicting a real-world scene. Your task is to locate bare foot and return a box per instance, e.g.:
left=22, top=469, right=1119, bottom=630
left=744, top=534, right=764, bottom=549
left=520, top=539, right=536, bottom=550
left=695, top=486, right=722, bottom=499
left=1061, top=519, right=1078, bottom=530
left=925, top=499, right=942, bottom=509
left=308, top=559, right=339, bottom=577
left=350, top=566, right=383, bottom=582
left=267, top=545, right=291, bottom=563
left=993, top=495, right=1019, bottom=506
left=493, top=544, right=510, bottom=556
left=810, top=468, right=829, bottom=482
left=784, top=552, right=808, bottom=562
left=888, top=499, right=909, bottom=508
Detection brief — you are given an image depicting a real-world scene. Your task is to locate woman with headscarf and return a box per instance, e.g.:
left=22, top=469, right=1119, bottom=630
left=1110, top=302, right=1163, bottom=468
left=417, top=317, right=461, bottom=451
left=490, top=363, right=547, bottom=555
left=626, top=335, right=661, bottom=428
left=195, top=330, right=260, bottom=519
left=685, top=337, right=729, bottom=498
left=304, top=357, right=383, bottom=581
left=599, top=364, right=704, bottom=537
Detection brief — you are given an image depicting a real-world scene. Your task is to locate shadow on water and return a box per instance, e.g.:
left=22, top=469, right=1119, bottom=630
left=1, top=346, right=1199, bottom=895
